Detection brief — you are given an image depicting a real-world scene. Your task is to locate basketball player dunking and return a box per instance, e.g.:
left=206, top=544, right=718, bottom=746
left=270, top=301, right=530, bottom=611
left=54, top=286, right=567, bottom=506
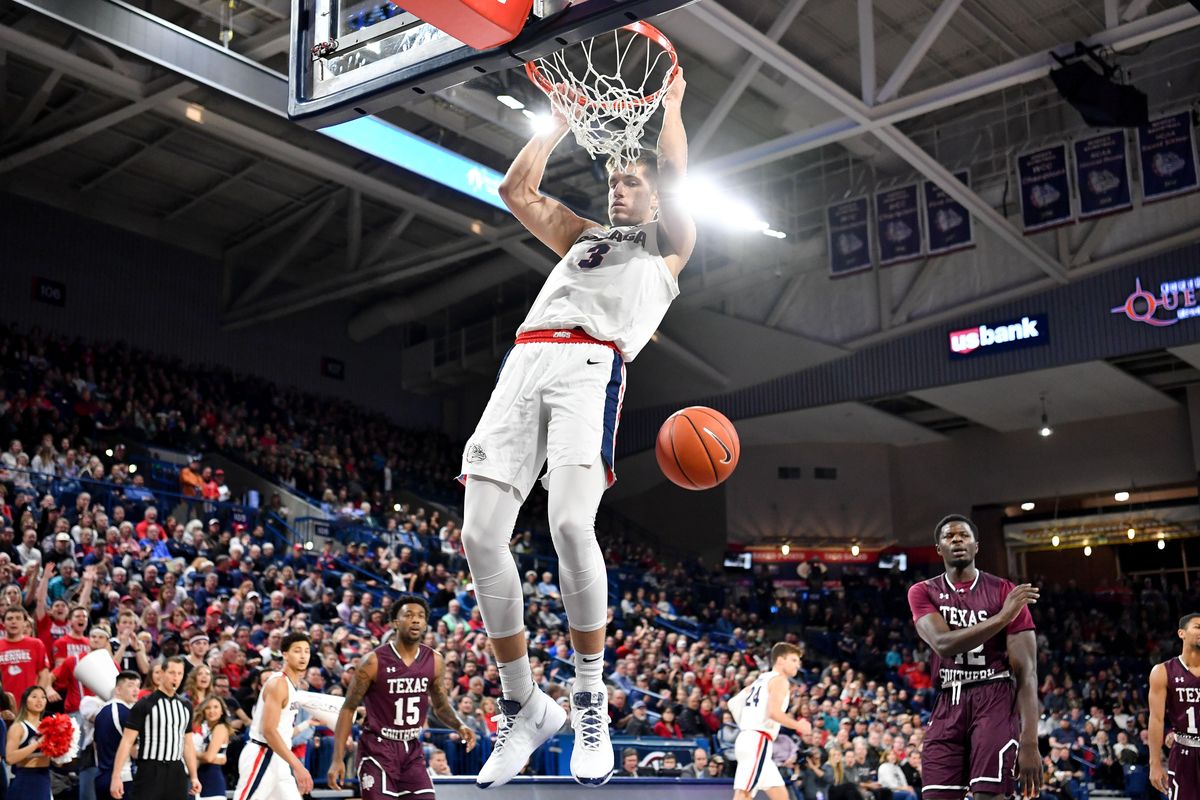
left=233, top=632, right=313, bottom=800
left=1149, top=612, right=1200, bottom=800
left=458, top=71, right=694, bottom=788
left=907, top=515, right=1042, bottom=800
left=327, top=595, right=476, bottom=800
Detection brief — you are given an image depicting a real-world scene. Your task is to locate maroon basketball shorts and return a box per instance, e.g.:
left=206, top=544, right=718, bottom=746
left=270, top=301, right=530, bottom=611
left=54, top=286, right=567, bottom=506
left=358, top=734, right=433, bottom=800
left=921, top=679, right=1020, bottom=799
left=1169, top=739, right=1200, bottom=800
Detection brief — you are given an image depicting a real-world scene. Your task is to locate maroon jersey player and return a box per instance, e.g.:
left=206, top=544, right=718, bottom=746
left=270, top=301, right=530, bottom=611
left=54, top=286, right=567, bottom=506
left=327, top=595, right=476, bottom=799
left=1150, top=612, right=1200, bottom=800
left=907, top=515, right=1041, bottom=800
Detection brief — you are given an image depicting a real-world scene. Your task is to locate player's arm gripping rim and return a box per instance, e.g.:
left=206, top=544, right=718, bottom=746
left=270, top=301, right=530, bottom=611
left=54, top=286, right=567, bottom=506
left=1148, top=662, right=1170, bottom=795
left=328, top=651, right=376, bottom=790
left=913, top=584, right=1039, bottom=659
left=431, top=651, right=477, bottom=752
left=497, top=93, right=600, bottom=257
left=260, top=675, right=314, bottom=794
left=1008, top=629, right=1041, bottom=797
left=654, top=69, right=697, bottom=279
left=766, top=674, right=812, bottom=735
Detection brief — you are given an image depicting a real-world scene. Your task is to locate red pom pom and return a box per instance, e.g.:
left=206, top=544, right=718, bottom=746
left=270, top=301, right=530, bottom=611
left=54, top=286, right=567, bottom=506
left=38, top=714, right=75, bottom=758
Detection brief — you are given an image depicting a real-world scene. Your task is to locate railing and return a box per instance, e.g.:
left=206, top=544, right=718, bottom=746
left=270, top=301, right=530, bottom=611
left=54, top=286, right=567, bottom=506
left=0, top=464, right=261, bottom=534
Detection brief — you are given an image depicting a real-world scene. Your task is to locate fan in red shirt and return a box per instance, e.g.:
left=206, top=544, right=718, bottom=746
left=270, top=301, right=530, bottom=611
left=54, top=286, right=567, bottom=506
left=52, top=626, right=111, bottom=713
left=35, top=589, right=72, bottom=656
left=0, top=606, right=58, bottom=703
left=52, top=605, right=91, bottom=667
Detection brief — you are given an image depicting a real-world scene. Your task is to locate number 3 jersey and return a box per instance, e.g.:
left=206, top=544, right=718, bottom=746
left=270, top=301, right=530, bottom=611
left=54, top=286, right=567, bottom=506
left=363, top=642, right=434, bottom=744
left=516, top=222, right=680, bottom=362
left=907, top=571, right=1035, bottom=692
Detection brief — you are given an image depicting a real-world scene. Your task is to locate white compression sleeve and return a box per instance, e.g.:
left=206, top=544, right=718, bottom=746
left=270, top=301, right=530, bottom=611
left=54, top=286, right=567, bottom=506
left=460, top=475, right=526, bottom=639
left=546, top=456, right=609, bottom=633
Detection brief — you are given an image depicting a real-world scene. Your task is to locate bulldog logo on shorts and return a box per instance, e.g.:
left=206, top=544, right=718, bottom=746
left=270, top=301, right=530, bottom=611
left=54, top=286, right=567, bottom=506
left=466, top=445, right=487, bottom=463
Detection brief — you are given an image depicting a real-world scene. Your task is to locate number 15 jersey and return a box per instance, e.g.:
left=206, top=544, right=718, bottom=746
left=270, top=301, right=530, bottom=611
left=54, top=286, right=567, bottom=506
left=363, top=642, right=434, bottom=744
left=516, top=222, right=679, bottom=362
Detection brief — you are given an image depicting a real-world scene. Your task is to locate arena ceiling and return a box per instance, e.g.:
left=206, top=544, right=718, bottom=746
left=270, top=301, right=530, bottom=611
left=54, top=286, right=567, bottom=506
left=3, top=0, right=1200, bottom=435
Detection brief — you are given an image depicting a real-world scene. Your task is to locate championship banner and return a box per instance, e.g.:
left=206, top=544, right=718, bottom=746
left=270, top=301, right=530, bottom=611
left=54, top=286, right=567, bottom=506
left=1138, top=111, right=1200, bottom=203
left=923, top=171, right=974, bottom=255
left=1074, top=131, right=1133, bottom=219
left=875, top=184, right=923, bottom=267
left=1017, top=143, right=1073, bottom=232
left=827, top=197, right=872, bottom=277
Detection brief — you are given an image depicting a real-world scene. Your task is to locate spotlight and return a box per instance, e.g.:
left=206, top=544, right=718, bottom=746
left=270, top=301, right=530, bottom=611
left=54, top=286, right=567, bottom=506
left=1084, top=545, right=1092, bottom=557
left=496, top=94, right=525, bottom=110
left=1021, top=502, right=1035, bottom=511
left=1049, top=44, right=1148, bottom=128
left=781, top=543, right=790, bottom=556
left=128, top=464, right=137, bottom=474
left=305, top=541, right=314, bottom=550
left=1158, top=538, right=1167, bottom=550
left=393, top=503, right=402, bottom=512
left=1114, top=491, right=1130, bottom=502
left=1051, top=534, right=1061, bottom=547
left=850, top=543, right=861, bottom=557
left=1038, top=394, right=1053, bottom=437
left=1127, top=527, right=1136, bottom=540
left=105, top=449, right=113, bottom=457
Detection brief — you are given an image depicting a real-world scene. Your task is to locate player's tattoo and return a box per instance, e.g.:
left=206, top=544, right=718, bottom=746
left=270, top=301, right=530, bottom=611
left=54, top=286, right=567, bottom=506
left=344, top=657, right=374, bottom=711
left=430, top=654, right=461, bottom=728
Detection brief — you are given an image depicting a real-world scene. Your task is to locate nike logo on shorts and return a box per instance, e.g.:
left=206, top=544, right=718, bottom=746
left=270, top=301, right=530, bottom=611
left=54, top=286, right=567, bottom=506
left=703, top=427, right=733, bottom=464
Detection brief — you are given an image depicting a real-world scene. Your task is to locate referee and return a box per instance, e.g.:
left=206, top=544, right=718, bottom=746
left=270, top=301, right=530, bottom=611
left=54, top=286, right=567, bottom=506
left=109, top=657, right=201, bottom=800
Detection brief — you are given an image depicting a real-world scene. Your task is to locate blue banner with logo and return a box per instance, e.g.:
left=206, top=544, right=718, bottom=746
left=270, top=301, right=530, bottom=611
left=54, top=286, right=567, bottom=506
left=1137, top=111, right=1199, bottom=203
left=875, top=184, right=922, bottom=267
left=1074, top=131, right=1133, bottom=220
left=1018, top=144, right=1073, bottom=232
left=923, top=171, right=974, bottom=255
left=827, top=197, right=872, bottom=277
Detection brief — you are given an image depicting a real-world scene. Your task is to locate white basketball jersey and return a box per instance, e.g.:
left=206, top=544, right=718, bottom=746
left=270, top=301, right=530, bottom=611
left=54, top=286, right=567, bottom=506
left=516, top=222, right=680, bottom=362
left=735, top=670, right=787, bottom=740
left=249, top=672, right=297, bottom=743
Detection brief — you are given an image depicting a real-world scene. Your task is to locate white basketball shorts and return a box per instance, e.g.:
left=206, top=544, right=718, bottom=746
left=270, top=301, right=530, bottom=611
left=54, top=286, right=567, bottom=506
left=458, top=329, right=626, bottom=500
left=734, top=730, right=784, bottom=793
left=233, top=740, right=302, bottom=800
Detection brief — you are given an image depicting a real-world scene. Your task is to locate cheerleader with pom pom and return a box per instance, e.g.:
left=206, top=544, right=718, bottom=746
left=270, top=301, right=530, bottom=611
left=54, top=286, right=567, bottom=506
left=6, top=686, right=50, bottom=800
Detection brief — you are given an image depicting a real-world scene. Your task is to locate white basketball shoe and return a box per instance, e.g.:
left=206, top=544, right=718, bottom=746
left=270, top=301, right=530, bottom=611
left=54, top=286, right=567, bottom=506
left=570, top=689, right=614, bottom=786
left=475, top=687, right=566, bottom=789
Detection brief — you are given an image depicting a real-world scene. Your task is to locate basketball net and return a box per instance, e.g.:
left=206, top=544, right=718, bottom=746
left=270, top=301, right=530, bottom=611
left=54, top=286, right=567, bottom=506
left=527, top=22, right=678, bottom=174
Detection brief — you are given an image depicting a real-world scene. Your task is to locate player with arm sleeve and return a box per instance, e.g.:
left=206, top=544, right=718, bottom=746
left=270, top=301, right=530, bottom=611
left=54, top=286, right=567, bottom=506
left=1150, top=612, right=1200, bottom=800
left=459, top=70, right=694, bottom=789
left=327, top=595, right=475, bottom=800
left=907, top=515, right=1041, bottom=800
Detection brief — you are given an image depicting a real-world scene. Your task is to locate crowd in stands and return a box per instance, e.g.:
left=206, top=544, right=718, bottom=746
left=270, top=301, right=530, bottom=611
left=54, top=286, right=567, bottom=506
left=0, top=322, right=1193, bottom=800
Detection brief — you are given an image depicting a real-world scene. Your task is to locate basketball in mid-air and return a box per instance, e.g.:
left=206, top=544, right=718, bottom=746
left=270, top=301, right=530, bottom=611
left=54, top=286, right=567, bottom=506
left=655, top=406, right=740, bottom=490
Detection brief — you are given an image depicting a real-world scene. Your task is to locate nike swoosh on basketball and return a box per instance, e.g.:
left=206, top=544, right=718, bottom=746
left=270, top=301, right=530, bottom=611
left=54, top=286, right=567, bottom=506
left=586, top=359, right=602, bottom=365
left=703, top=427, right=733, bottom=464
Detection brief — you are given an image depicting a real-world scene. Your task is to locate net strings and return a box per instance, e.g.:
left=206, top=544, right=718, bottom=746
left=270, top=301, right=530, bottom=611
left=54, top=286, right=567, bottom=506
left=532, top=29, right=674, bottom=173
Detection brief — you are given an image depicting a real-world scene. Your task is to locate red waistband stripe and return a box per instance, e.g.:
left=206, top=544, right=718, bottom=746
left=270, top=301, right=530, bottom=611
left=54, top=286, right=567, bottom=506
left=515, top=329, right=619, bottom=352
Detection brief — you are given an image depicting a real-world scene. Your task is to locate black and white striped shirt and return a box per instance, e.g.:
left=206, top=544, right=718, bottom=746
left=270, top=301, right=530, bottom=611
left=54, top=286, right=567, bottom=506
left=124, top=690, right=192, bottom=762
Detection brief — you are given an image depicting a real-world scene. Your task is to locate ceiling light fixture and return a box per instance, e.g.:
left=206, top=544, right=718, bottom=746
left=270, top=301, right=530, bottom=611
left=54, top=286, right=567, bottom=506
left=1021, top=502, right=1035, bottom=511
left=850, top=543, right=861, bottom=557
left=1084, top=545, right=1092, bottom=556
left=497, top=94, right=525, bottom=110
left=1127, top=527, right=1136, bottom=540
left=1037, top=393, right=1053, bottom=437
left=781, top=543, right=790, bottom=556
left=1158, top=538, right=1167, bottom=550
left=1114, top=491, right=1130, bottom=502
left=1051, top=534, right=1061, bottom=547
